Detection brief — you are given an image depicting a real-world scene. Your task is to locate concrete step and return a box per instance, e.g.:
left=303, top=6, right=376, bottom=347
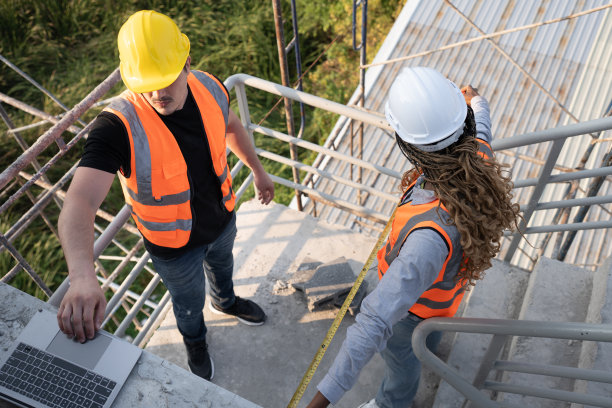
left=498, top=257, right=595, bottom=408
left=144, top=200, right=386, bottom=408
left=431, top=259, right=530, bottom=408
left=571, top=256, right=612, bottom=408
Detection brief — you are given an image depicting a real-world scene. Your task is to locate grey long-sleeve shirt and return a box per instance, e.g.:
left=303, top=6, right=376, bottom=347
left=317, top=96, right=492, bottom=405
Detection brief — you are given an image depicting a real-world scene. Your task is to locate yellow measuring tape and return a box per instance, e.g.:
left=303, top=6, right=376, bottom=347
left=287, top=205, right=398, bottom=408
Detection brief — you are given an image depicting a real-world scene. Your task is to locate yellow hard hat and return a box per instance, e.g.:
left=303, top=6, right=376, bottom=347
left=118, top=10, right=190, bottom=93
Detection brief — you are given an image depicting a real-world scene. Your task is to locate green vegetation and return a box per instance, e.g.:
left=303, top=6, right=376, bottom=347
left=0, top=0, right=403, bottom=333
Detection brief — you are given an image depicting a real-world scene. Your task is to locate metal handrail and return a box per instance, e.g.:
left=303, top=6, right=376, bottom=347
left=412, top=317, right=612, bottom=408
left=225, top=73, right=612, bottom=241
left=1, top=71, right=611, bottom=347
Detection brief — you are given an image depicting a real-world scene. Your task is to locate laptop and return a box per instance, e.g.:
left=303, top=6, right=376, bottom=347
left=0, top=309, right=142, bottom=408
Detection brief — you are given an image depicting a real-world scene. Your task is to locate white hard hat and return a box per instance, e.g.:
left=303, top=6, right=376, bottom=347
left=385, top=66, right=467, bottom=152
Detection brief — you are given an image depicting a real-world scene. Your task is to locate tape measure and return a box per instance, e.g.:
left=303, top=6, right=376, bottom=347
left=286, top=205, right=397, bottom=408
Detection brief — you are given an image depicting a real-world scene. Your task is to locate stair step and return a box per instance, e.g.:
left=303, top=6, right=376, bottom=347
left=571, top=256, right=612, bottom=407
left=498, top=257, right=595, bottom=408
left=432, top=259, right=530, bottom=408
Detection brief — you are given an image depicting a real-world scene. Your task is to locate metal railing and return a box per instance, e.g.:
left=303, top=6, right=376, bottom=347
left=1, top=70, right=612, bottom=346
left=412, top=317, right=612, bottom=408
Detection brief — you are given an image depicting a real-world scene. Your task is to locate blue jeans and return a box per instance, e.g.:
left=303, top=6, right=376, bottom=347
left=149, top=213, right=237, bottom=343
left=375, top=315, right=442, bottom=408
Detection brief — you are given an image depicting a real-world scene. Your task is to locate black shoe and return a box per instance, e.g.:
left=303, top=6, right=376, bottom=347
left=184, top=339, right=214, bottom=381
left=209, top=296, right=266, bottom=326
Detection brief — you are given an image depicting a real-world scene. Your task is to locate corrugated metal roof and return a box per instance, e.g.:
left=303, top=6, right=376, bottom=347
left=305, top=0, right=612, bottom=270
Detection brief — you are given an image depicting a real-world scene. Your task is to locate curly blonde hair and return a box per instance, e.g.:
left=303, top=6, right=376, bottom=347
left=397, top=107, right=521, bottom=286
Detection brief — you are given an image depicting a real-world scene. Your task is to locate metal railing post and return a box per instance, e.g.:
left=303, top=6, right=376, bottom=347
left=503, top=138, right=567, bottom=263
left=353, top=0, right=368, bottom=208
left=272, top=0, right=303, bottom=210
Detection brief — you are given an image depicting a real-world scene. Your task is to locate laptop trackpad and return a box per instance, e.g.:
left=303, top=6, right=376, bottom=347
left=46, top=331, right=112, bottom=370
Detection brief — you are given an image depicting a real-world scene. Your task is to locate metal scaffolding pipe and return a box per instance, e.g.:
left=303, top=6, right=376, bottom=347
left=491, top=115, right=612, bottom=151
left=0, top=92, right=81, bottom=135
left=225, top=74, right=391, bottom=131
left=534, top=194, right=612, bottom=211
left=256, top=148, right=397, bottom=202
left=0, top=53, right=87, bottom=127
left=97, top=276, right=159, bottom=310
left=251, top=123, right=401, bottom=179
left=0, top=68, right=121, bottom=191
left=235, top=172, right=254, bottom=201
left=522, top=220, right=612, bottom=234
left=100, top=240, right=144, bottom=291
left=0, top=104, right=99, bottom=220
left=0, top=233, right=52, bottom=296
left=47, top=205, right=133, bottom=307
left=93, top=205, right=132, bottom=258
left=134, top=291, right=172, bottom=347
left=268, top=174, right=389, bottom=223
left=104, top=251, right=151, bottom=317
left=513, top=166, right=612, bottom=188
left=114, top=274, right=162, bottom=338
left=3, top=163, right=78, bottom=244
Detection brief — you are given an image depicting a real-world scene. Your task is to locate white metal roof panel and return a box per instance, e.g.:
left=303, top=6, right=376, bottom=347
left=306, top=0, right=612, bottom=270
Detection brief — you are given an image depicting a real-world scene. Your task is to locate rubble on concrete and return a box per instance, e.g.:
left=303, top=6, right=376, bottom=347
left=334, top=280, right=368, bottom=316
left=290, top=256, right=367, bottom=313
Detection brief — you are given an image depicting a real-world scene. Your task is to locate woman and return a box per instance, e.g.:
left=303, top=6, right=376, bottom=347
left=306, top=67, right=521, bottom=408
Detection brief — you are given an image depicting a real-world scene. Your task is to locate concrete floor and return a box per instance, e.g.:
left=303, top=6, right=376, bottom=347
left=145, top=200, right=388, bottom=408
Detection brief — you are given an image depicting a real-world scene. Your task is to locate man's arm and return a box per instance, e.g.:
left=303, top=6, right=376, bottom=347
left=57, top=167, right=115, bottom=342
left=225, top=110, right=274, bottom=205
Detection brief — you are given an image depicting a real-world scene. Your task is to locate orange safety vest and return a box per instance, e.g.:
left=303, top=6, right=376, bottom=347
left=376, top=138, right=493, bottom=319
left=104, top=70, right=235, bottom=248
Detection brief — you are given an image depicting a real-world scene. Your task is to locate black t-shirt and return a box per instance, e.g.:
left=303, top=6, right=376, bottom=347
left=80, top=87, right=233, bottom=258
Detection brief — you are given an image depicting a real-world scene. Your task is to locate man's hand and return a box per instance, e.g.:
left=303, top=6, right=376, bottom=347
left=253, top=170, right=275, bottom=205
left=461, top=85, right=479, bottom=106
left=57, top=274, right=106, bottom=343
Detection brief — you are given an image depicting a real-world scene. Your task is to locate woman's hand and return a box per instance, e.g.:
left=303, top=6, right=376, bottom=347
left=461, top=85, right=479, bottom=106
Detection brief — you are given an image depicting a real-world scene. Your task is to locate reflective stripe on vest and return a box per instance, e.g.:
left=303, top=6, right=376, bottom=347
left=105, top=70, right=234, bottom=248
left=189, top=71, right=235, bottom=210
left=376, top=138, right=494, bottom=318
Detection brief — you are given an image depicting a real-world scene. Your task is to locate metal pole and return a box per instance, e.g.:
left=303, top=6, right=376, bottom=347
left=0, top=53, right=87, bottom=127
left=358, top=0, right=367, bottom=207
left=47, top=205, right=132, bottom=308
left=558, top=148, right=612, bottom=261
left=541, top=101, right=612, bottom=259
left=289, top=0, right=306, bottom=139
left=504, top=138, right=567, bottom=262
left=0, top=68, right=121, bottom=191
left=272, top=0, right=303, bottom=210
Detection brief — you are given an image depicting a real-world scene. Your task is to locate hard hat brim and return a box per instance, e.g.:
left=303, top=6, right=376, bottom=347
left=120, top=60, right=186, bottom=93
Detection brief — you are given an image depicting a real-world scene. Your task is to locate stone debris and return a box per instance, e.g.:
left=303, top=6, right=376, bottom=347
left=334, top=280, right=368, bottom=316
left=272, top=279, right=289, bottom=293
left=290, top=257, right=367, bottom=312
left=289, top=257, right=323, bottom=291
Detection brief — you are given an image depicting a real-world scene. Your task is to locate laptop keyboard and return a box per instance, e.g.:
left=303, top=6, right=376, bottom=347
left=0, top=342, right=116, bottom=408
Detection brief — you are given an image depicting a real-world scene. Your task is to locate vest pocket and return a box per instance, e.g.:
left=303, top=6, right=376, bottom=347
left=150, top=159, right=189, bottom=198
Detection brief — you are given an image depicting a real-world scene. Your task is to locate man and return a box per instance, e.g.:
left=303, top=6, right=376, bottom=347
left=306, top=67, right=519, bottom=407
left=56, top=10, right=275, bottom=382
